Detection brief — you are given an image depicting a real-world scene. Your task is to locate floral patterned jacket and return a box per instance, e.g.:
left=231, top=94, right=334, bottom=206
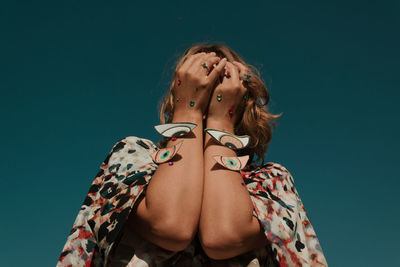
left=56, top=136, right=328, bottom=267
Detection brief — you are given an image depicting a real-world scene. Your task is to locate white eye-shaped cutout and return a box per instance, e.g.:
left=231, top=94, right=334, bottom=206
left=151, top=141, right=183, bottom=164
left=154, top=123, right=197, bottom=138
left=213, top=155, right=249, bottom=171
left=205, top=128, right=250, bottom=150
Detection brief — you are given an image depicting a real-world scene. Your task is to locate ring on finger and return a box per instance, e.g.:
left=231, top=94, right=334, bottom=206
left=201, top=62, right=209, bottom=70
left=240, top=72, right=252, bottom=82
left=224, top=72, right=231, bottom=78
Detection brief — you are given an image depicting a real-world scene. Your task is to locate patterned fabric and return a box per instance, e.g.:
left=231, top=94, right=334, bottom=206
left=106, top=219, right=275, bottom=267
left=56, top=136, right=328, bottom=267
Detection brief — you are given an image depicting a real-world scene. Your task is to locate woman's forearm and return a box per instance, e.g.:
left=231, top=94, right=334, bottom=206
left=143, top=111, right=204, bottom=240
left=199, top=118, right=256, bottom=249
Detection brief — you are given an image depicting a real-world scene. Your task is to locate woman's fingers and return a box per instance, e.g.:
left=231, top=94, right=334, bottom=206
left=180, top=52, right=206, bottom=73
left=224, top=63, right=247, bottom=116
left=232, top=61, right=248, bottom=75
left=225, top=62, right=241, bottom=88
left=188, top=52, right=214, bottom=69
left=191, top=53, right=220, bottom=77
left=225, top=61, right=237, bottom=78
left=232, top=61, right=250, bottom=85
left=206, top=56, right=223, bottom=76
left=207, top=57, right=227, bottom=83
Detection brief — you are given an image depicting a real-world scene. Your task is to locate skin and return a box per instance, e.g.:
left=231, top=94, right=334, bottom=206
left=126, top=52, right=268, bottom=259
left=200, top=59, right=269, bottom=260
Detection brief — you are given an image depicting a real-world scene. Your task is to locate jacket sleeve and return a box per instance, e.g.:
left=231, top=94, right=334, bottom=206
left=244, top=163, right=328, bottom=267
left=56, top=136, right=158, bottom=267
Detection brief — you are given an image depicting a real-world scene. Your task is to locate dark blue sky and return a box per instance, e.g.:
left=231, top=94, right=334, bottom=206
left=1, top=1, right=399, bottom=266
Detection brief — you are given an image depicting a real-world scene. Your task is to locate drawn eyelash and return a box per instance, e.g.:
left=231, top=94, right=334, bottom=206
left=154, top=122, right=197, bottom=138
left=151, top=141, right=183, bottom=164
left=213, top=155, right=250, bottom=171
left=205, top=128, right=250, bottom=150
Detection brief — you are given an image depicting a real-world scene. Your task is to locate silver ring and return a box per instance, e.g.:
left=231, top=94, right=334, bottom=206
left=240, top=72, right=252, bottom=82
left=201, top=62, right=209, bottom=70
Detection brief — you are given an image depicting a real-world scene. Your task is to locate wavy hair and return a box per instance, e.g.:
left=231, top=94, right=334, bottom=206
left=157, top=42, right=282, bottom=166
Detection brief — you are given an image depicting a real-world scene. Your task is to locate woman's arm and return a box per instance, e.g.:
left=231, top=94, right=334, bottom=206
left=128, top=52, right=227, bottom=252
left=199, top=117, right=268, bottom=259
left=129, top=110, right=204, bottom=251
left=198, top=61, right=268, bottom=259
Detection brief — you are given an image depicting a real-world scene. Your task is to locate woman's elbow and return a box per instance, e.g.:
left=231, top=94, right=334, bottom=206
left=151, top=217, right=196, bottom=251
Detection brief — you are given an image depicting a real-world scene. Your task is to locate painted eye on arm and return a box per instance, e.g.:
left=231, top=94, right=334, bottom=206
left=213, top=155, right=250, bottom=171
left=205, top=128, right=250, bottom=150
left=151, top=141, right=183, bottom=164
left=154, top=122, right=197, bottom=138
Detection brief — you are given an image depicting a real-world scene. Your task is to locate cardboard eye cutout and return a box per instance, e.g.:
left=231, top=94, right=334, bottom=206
left=154, top=123, right=197, bottom=138
left=213, top=155, right=249, bottom=171
left=152, top=141, right=183, bottom=164
left=205, top=128, right=250, bottom=150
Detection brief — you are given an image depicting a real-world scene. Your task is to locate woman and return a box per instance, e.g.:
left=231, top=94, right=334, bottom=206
left=56, top=43, right=328, bottom=267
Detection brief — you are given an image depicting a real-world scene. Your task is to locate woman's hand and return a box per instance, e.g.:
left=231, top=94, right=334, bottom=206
left=206, top=61, right=248, bottom=128
left=174, top=52, right=227, bottom=117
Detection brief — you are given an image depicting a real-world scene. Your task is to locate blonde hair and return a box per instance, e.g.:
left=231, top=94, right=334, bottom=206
left=157, top=42, right=282, bottom=166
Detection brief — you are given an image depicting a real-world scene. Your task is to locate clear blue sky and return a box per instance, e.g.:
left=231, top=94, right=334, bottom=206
left=1, top=1, right=399, bottom=266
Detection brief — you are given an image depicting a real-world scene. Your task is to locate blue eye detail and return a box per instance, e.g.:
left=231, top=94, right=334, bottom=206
left=151, top=141, right=184, bottom=164
left=160, top=150, right=170, bottom=159
left=213, top=155, right=250, bottom=171
left=227, top=159, right=238, bottom=167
